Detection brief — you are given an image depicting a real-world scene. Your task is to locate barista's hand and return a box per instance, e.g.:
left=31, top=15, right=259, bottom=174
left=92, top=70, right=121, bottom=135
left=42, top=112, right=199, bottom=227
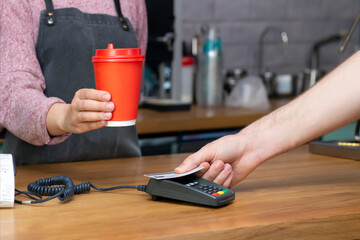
left=47, top=89, right=114, bottom=136
left=175, top=134, right=262, bottom=188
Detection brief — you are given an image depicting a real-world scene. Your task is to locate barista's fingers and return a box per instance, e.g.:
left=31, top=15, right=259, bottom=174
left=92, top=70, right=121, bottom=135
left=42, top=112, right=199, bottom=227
left=75, top=89, right=111, bottom=102
left=73, top=121, right=108, bottom=134
left=212, top=163, right=232, bottom=186
left=76, top=111, right=112, bottom=123
left=86, top=121, right=108, bottom=131
left=201, top=160, right=225, bottom=182
left=75, top=99, right=115, bottom=112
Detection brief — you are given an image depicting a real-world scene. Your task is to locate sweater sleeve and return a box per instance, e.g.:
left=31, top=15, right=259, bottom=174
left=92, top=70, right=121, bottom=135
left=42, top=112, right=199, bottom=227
left=0, top=0, right=71, bottom=146
left=135, top=0, right=148, bottom=55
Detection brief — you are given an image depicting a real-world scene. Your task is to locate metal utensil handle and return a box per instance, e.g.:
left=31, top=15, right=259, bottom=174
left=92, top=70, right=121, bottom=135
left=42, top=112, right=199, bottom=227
left=339, top=12, right=360, bottom=53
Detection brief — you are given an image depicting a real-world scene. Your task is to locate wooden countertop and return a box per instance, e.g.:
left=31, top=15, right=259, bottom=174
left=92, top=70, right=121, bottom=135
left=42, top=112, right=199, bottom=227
left=2, top=145, right=360, bottom=239
left=136, top=99, right=291, bottom=134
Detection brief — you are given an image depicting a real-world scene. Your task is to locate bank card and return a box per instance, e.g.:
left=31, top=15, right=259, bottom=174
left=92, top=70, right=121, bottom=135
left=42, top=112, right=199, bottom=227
left=144, top=166, right=204, bottom=180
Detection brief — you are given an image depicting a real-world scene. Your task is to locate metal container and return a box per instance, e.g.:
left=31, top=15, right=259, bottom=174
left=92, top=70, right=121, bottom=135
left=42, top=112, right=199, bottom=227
left=196, top=27, right=223, bottom=108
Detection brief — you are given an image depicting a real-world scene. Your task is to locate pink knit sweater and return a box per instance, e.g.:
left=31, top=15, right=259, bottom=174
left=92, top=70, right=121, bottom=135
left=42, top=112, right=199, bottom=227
left=0, top=0, right=147, bottom=146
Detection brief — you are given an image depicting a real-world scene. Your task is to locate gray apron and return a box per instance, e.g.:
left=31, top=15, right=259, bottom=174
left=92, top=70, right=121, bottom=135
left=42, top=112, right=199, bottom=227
left=3, top=0, right=141, bottom=165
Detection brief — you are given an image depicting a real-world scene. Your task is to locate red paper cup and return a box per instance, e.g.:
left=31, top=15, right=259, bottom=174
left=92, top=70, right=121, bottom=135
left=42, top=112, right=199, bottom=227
left=92, top=44, right=145, bottom=127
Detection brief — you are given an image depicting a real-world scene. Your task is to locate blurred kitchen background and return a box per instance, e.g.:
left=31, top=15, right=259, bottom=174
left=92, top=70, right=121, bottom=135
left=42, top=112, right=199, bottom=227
left=1, top=0, right=359, bottom=155
left=181, top=0, right=359, bottom=75
left=136, top=0, right=360, bottom=156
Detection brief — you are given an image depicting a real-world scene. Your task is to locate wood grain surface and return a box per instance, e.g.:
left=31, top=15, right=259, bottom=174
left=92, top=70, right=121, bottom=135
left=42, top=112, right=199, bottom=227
left=1, top=145, right=360, bottom=239
left=136, top=99, right=290, bottom=134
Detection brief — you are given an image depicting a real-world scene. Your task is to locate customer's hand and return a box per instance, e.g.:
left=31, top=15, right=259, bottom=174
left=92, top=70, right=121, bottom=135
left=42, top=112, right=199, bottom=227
left=176, top=51, right=360, bottom=188
left=47, top=88, right=114, bottom=136
left=175, top=134, right=262, bottom=188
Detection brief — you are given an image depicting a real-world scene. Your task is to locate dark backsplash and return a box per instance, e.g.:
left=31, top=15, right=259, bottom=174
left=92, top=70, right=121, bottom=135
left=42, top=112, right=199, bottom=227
left=181, top=0, right=360, bottom=75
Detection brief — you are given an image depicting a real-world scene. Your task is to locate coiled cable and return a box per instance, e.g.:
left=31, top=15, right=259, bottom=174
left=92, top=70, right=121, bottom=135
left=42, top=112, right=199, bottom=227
left=15, top=176, right=147, bottom=204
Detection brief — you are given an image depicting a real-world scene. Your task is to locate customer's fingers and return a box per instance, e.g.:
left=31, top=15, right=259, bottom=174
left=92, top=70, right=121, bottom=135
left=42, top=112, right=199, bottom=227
left=175, top=144, right=216, bottom=174
left=201, top=160, right=225, bottom=182
left=222, top=170, right=233, bottom=188
left=194, top=162, right=211, bottom=177
left=212, top=163, right=232, bottom=187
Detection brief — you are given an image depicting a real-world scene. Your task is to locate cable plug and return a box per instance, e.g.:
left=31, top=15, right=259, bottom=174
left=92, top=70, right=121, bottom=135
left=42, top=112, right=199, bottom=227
left=136, top=185, right=147, bottom=192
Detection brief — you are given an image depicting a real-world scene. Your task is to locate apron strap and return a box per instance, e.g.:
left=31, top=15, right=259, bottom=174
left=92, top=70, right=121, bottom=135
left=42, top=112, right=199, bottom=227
left=44, top=0, right=55, bottom=25
left=114, top=0, right=129, bottom=31
left=44, top=0, right=129, bottom=30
